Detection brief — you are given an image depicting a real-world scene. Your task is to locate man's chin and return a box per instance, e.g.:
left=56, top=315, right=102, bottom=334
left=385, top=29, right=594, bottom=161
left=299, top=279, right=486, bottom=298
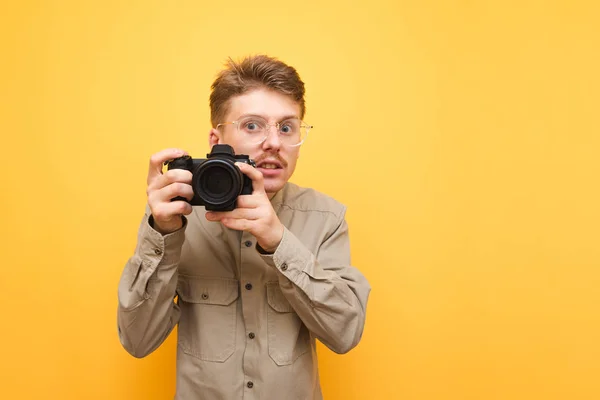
left=263, top=178, right=285, bottom=197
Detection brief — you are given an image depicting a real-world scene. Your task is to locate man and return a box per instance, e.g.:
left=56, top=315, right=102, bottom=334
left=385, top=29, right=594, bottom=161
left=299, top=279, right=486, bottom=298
left=117, top=54, right=371, bottom=399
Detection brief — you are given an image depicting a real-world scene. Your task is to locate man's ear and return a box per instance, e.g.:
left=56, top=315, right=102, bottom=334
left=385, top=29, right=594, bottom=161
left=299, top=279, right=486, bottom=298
left=209, top=128, right=221, bottom=147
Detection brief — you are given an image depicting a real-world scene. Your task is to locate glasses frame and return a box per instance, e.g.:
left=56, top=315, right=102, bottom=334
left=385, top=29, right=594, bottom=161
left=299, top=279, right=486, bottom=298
left=216, top=116, right=313, bottom=147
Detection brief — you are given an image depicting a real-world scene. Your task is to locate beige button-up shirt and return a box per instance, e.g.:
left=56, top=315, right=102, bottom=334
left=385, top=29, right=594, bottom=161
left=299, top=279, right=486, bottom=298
left=117, top=182, right=371, bottom=399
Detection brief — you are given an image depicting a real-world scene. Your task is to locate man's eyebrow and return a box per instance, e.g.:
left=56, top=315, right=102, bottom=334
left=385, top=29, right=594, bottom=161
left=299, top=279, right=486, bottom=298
left=237, top=113, right=300, bottom=121
left=236, top=113, right=267, bottom=120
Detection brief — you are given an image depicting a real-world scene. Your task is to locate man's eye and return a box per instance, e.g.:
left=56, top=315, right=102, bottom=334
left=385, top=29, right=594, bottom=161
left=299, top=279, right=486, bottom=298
left=243, top=121, right=262, bottom=131
left=280, top=124, right=293, bottom=134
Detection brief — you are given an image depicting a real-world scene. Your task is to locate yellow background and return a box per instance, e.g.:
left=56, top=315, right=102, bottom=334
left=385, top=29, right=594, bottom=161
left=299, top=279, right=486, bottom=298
left=1, top=1, right=599, bottom=399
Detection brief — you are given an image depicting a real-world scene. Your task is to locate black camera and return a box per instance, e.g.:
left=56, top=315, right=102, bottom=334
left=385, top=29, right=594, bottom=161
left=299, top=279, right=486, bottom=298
left=166, top=144, right=255, bottom=211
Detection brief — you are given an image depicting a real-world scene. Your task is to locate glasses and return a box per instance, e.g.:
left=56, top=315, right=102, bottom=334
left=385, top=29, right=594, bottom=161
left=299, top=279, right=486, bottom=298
left=216, top=116, right=313, bottom=147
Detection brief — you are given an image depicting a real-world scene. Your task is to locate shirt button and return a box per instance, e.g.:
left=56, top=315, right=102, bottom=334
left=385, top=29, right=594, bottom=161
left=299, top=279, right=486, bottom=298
left=245, top=283, right=253, bottom=290
left=201, top=293, right=209, bottom=300
left=281, top=262, right=288, bottom=271
left=247, top=381, right=254, bottom=389
left=154, top=248, right=162, bottom=255
left=244, top=240, right=252, bottom=247
left=248, top=332, right=255, bottom=339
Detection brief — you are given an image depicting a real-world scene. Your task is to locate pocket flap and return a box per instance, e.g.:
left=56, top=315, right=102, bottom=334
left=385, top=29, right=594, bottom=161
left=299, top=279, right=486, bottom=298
left=178, top=276, right=239, bottom=305
left=266, top=282, right=294, bottom=313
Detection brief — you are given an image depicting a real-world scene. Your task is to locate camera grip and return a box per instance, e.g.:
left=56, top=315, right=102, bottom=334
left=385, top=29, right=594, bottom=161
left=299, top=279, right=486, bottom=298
left=166, top=156, right=193, bottom=204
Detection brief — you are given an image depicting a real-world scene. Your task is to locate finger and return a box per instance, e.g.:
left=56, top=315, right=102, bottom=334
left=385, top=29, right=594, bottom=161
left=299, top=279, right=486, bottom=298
left=206, top=208, right=258, bottom=221
left=147, top=148, right=188, bottom=184
left=220, top=218, right=253, bottom=232
left=151, top=182, right=194, bottom=203
left=236, top=194, right=262, bottom=209
left=235, top=162, right=264, bottom=194
left=148, top=169, right=193, bottom=191
left=150, top=201, right=193, bottom=221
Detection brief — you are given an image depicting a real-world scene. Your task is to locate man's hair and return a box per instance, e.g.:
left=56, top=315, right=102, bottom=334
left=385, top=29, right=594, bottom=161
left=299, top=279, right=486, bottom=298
left=209, top=55, right=306, bottom=128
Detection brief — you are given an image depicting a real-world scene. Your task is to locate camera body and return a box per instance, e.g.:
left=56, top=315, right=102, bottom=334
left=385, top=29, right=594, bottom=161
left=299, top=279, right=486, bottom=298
left=166, top=144, right=255, bottom=211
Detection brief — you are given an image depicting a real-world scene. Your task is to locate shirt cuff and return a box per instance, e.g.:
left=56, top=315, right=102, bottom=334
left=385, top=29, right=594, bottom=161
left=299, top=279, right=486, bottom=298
left=137, top=215, right=188, bottom=269
left=258, top=226, right=314, bottom=285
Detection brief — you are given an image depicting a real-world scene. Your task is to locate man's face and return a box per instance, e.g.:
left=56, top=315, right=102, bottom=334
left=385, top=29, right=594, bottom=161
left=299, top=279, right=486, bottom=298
left=209, top=88, right=302, bottom=198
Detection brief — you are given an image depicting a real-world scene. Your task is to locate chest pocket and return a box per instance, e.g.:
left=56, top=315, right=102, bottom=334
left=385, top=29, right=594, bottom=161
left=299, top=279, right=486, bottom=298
left=177, top=276, right=239, bottom=362
left=266, top=282, right=310, bottom=366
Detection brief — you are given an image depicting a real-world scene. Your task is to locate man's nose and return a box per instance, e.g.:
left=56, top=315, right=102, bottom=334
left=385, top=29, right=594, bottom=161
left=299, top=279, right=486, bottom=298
left=262, top=124, right=282, bottom=150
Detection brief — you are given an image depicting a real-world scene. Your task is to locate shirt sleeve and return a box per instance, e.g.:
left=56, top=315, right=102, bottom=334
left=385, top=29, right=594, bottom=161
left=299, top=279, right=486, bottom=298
left=259, top=210, right=371, bottom=354
left=116, top=212, right=186, bottom=358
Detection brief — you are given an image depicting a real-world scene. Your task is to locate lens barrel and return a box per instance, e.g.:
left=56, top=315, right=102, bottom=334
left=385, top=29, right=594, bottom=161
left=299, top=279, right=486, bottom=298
left=193, top=159, right=244, bottom=208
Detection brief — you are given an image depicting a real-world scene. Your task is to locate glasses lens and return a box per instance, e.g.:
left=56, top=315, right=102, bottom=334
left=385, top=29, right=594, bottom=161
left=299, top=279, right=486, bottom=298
left=279, top=118, right=308, bottom=146
left=237, top=116, right=267, bottom=144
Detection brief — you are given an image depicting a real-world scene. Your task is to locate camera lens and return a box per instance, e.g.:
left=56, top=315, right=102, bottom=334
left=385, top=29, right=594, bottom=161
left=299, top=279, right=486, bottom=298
left=203, top=168, right=233, bottom=195
left=194, top=159, right=243, bottom=208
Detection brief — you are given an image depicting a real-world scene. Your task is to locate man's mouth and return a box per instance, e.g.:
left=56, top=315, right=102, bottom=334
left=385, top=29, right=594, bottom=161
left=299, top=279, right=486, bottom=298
left=257, top=162, right=282, bottom=170
left=255, top=157, right=286, bottom=178
left=255, top=157, right=286, bottom=170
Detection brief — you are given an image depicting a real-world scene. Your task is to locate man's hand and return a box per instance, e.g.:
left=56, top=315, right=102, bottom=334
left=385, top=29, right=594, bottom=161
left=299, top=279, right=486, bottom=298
left=205, top=162, right=284, bottom=253
left=146, top=148, right=194, bottom=235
